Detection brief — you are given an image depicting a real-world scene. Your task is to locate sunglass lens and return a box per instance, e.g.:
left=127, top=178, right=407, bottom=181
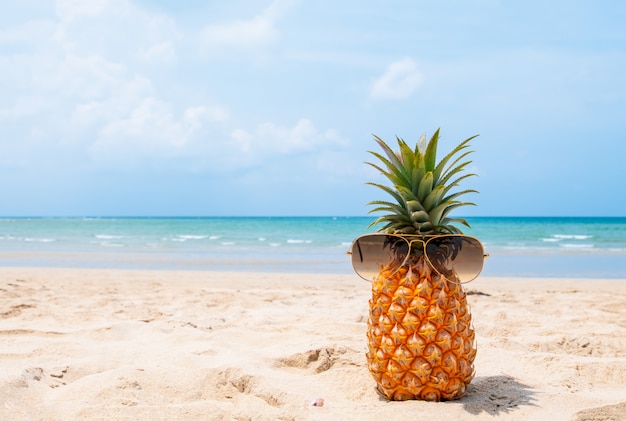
left=350, top=235, right=408, bottom=281
left=426, top=236, right=485, bottom=283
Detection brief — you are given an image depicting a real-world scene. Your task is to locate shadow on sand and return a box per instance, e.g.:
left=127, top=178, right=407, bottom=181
left=461, top=375, right=537, bottom=415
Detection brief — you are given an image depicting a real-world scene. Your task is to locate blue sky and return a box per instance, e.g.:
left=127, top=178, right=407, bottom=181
left=1, top=0, right=625, bottom=217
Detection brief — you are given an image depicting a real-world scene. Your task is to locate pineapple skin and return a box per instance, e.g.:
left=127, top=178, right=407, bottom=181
left=366, top=256, right=476, bottom=401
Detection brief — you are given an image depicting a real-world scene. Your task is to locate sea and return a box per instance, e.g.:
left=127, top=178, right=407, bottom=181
left=1, top=216, right=625, bottom=279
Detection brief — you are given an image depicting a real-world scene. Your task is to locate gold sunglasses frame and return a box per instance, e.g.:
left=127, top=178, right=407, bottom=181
left=348, top=233, right=489, bottom=284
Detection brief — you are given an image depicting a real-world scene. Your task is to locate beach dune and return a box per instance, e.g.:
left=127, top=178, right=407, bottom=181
left=1, top=268, right=626, bottom=420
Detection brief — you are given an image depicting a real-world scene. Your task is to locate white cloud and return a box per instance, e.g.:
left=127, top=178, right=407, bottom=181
left=89, top=113, right=344, bottom=174
left=55, top=0, right=122, bottom=22
left=0, top=95, right=55, bottom=119
left=91, top=98, right=229, bottom=159
left=370, top=57, right=423, bottom=100
left=230, top=118, right=345, bottom=156
left=0, top=1, right=347, bottom=177
left=184, top=105, right=229, bottom=128
left=0, top=18, right=56, bottom=45
left=143, top=42, right=176, bottom=62
left=202, top=17, right=276, bottom=48
left=56, top=53, right=127, bottom=99
left=0, top=1, right=183, bottom=150
left=101, top=97, right=172, bottom=138
left=53, top=0, right=179, bottom=60
left=200, top=0, right=293, bottom=50
left=67, top=74, right=153, bottom=129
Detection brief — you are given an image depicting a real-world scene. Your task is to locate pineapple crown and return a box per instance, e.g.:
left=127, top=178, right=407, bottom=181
left=366, top=128, right=479, bottom=235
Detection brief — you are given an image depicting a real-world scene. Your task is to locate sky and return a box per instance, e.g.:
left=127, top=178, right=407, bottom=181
left=1, top=0, right=625, bottom=217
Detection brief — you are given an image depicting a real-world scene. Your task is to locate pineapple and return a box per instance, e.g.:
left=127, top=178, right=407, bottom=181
left=364, top=128, right=479, bottom=401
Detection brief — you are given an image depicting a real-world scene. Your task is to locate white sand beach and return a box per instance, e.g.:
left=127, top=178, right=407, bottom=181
left=1, top=267, right=626, bottom=420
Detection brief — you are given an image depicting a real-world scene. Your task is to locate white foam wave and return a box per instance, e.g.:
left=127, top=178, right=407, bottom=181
left=24, top=237, right=56, bottom=243
left=552, top=234, right=592, bottom=240
left=96, top=234, right=123, bottom=239
left=287, top=239, right=312, bottom=244
left=209, top=235, right=221, bottom=240
left=178, top=235, right=208, bottom=240
left=560, top=243, right=595, bottom=249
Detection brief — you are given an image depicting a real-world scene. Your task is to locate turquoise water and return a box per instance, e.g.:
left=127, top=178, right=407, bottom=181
left=0, top=216, right=625, bottom=278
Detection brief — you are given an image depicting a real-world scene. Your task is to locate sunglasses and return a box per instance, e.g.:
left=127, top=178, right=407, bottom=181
left=348, top=234, right=488, bottom=284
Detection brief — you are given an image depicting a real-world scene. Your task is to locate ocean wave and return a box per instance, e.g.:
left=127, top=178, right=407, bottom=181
left=99, top=242, right=125, bottom=248
left=3, top=217, right=625, bottom=263
left=506, top=242, right=527, bottom=248
left=559, top=243, right=595, bottom=249
left=552, top=234, right=592, bottom=240
left=168, top=235, right=210, bottom=242
left=178, top=235, right=208, bottom=240
left=24, top=237, right=56, bottom=243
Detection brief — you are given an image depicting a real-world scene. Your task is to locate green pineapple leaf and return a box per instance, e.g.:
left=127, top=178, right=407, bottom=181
left=367, top=129, right=479, bottom=234
left=424, top=129, right=440, bottom=172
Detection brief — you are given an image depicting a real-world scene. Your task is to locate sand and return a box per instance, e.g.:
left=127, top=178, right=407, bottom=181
left=1, top=267, right=626, bottom=421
